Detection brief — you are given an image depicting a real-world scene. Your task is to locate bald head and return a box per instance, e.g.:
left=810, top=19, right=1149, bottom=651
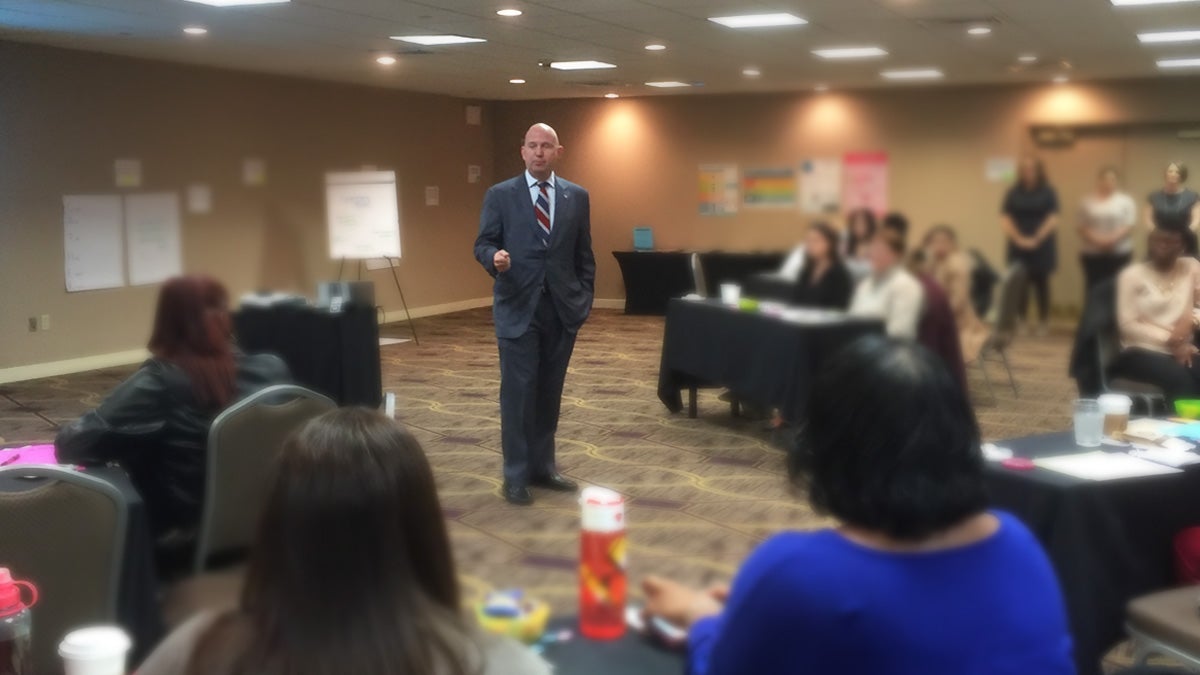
left=521, top=122, right=563, bottom=181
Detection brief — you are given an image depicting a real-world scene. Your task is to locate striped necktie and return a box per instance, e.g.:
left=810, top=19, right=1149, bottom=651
left=535, top=181, right=552, bottom=247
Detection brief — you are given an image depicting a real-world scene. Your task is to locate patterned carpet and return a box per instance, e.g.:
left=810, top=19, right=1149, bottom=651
left=5, top=308, right=1135, bottom=666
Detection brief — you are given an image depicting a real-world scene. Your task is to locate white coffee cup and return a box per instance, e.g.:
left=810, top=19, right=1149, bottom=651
left=719, top=283, right=741, bottom=305
left=59, top=626, right=131, bottom=675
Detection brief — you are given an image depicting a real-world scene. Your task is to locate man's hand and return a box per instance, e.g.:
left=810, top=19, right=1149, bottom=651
left=494, top=249, right=511, bottom=273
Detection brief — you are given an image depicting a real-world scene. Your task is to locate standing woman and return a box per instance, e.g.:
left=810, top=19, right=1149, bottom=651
left=1079, top=166, right=1137, bottom=293
left=1001, top=155, right=1060, bottom=337
left=1146, top=161, right=1200, bottom=256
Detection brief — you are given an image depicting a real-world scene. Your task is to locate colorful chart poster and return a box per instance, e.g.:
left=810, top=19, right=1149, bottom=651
left=843, top=152, right=889, bottom=215
left=742, top=167, right=797, bottom=209
left=698, top=164, right=739, bottom=216
left=799, top=158, right=842, bottom=215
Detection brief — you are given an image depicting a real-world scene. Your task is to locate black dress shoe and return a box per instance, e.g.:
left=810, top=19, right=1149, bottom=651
left=531, top=472, right=578, bottom=492
left=502, top=483, right=534, bottom=506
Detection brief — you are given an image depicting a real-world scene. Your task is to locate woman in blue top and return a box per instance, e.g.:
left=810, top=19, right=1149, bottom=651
left=642, top=336, right=1074, bottom=675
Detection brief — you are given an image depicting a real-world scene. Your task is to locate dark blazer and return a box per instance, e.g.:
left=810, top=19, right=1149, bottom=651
left=474, top=174, right=596, bottom=339
left=795, top=261, right=853, bottom=310
left=56, top=352, right=290, bottom=536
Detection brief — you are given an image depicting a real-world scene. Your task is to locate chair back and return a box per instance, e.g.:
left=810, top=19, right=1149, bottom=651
left=968, top=248, right=999, bottom=318
left=990, top=263, right=1029, bottom=349
left=194, top=385, right=335, bottom=572
left=0, top=466, right=127, bottom=673
left=690, top=253, right=707, bottom=298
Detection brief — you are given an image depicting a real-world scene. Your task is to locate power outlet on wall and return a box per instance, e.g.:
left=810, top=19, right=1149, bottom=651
left=27, top=317, right=38, bottom=333
left=39, top=314, right=50, bottom=331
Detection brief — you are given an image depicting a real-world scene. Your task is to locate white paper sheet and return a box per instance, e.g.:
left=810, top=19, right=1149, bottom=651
left=799, top=158, right=842, bottom=215
left=63, top=195, right=125, bottom=292
left=1034, top=451, right=1182, bottom=480
left=326, top=171, right=402, bottom=260
left=124, top=193, right=183, bottom=285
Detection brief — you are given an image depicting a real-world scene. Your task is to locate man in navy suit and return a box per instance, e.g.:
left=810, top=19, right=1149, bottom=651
left=474, top=123, right=596, bottom=505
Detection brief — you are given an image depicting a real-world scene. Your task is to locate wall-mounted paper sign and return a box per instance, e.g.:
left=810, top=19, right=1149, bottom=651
left=243, top=158, right=266, bottom=186
left=115, top=159, right=142, bottom=188
left=186, top=184, right=212, bottom=214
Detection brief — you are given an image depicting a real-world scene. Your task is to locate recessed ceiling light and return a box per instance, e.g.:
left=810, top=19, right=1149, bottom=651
left=815, top=83, right=830, bottom=92
left=1112, top=0, right=1199, bottom=5
left=496, top=8, right=522, bottom=17
left=390, top=35, right=486, bottom=45
left=708, top=13, right=807, bottom=29
left=967, top=26, right=992, bottom=36
left=509, top=78, right=526, bottom=84
left=812, top=46, right=888, bottom=60
left=1139, top=30, right=1200, bottom=43
left=183, top=26, right=208, bottom=35
left=376, top=55, right=396, bottom=65
left=1158, top=57, right=1200, bottom=68
left=645, top=81, right=691, bottom=88
left=605, top=93, right=620, bottom=98
left=742, top=67, right=761, bottom=77
left=881, top=68, right=944, bottom=80
left=1018, top=54, right=1038, bottom=63
left=1053, top=74, right=1070, bottom=83
left=645, top=44, right=667, bottom=51
left=181, top=0, right=288, bottom=5
left=549, top=60, right=616, bottom=70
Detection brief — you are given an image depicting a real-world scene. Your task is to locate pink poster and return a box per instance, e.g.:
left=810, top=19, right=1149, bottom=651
left=842, top=152, right=889, bottom=216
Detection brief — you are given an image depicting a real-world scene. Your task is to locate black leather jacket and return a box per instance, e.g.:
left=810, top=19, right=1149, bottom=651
left=56, top=352, right=290, bottom=537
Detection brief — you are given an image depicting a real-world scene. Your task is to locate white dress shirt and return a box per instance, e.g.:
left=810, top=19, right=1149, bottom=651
left=526, top=170, right=556, bottom=229
left=849, top=266, right=925, bottom=339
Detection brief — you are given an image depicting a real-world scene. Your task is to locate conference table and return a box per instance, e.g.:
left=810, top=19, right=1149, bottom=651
left=0, top=464, right=162, bottom=664
left=613, top=251, right=787, bottom=316
left=985, top=432, right=1200, bottom=675
left=234, top=303, right=382, bottom=407
left=657, top=298, right=883, bottom=421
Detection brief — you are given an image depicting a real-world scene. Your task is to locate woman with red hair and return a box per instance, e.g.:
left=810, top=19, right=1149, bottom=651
left=57, top=275, right=290, bottom=540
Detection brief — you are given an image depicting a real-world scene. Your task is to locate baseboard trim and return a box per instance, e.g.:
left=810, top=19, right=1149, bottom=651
left=1, top=297, right=501, bottom=385
left=380, top=296, right=493, bottom=324
left=0, top=349, right=151, bottom=385
left=593, top=298, right=625, bottom=310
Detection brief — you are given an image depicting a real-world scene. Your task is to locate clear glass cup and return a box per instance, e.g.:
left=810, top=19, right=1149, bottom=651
left=1073, top=399, right=1103, bottom=448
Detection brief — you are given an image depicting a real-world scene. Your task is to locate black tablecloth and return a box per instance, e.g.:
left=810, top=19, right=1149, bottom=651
left=986, top=433, right=1200, bottom=675
left=541, top=618, right=684, bottom=674
left=0, top=466, right=162, bottom=664
left=612, top=252, right=695, bottom=315
left=234, top=304, right=382, bottom=407
left=657, top=299, right=884, bottom=421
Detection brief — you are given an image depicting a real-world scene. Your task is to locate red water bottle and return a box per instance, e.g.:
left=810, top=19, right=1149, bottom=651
left=579, top=487, right=626, bottom=640
left=0, top=568, right=37, bottom=675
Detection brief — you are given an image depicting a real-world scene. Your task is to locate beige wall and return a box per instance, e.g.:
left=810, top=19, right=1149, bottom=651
left=0, top=40, right=496, bottom=371
left=492, top=79, right=1200, bottom=311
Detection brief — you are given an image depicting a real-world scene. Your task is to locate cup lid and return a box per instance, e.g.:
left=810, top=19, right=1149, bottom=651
left=58, top=626, right=131, bottom=660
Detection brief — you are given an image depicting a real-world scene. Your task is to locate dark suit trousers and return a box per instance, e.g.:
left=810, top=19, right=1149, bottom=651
left=498, top=291, right=577, bottom=486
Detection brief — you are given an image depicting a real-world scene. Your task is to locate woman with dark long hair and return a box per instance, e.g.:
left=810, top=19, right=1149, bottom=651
left=1145, top=161, right=1200, bottom=256
left=138, top=408, right=549, bottom=675
left=56, top=275, right=290, bottom=538
left=842, top=208, right=877, bottom=281
left=794, top=223, right=853, bottom=309
left=1001, top=155, right=1060, bottom=337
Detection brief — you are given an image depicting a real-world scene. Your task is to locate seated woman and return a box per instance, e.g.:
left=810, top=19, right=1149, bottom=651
left=849, top=229, right=924, bottom=339
left=642, top=337, right=1073, bottom=675
left=923, top=225, right=989, bottom=363
left=794, top=222, right=853, bottom=309
left=1109, top=227, right=1200, bottom=404
left=137, top=408, right=550, bottom=675
left=56, top=275, right=290, bottom=539
left=842, top=208, right=877, bottom=282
